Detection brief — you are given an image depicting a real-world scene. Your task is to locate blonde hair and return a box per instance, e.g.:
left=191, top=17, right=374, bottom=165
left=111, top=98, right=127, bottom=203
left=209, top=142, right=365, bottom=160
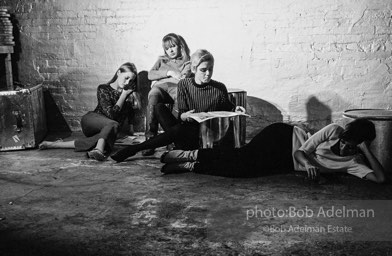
left=162, top=33, right=190, bottom=61
left=190, top=49, right=214, bottom=73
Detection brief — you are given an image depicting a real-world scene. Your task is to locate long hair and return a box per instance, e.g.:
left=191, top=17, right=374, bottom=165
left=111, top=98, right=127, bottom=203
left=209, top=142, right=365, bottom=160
left=107, top=62, right=138, bottom=85
left=190, top=49, right=214, bottom=73
left=107, top=62, right=141, bottom=110
left=162, top=33, right=190, bottom=61
left=340, top=118, right=376, bottom=143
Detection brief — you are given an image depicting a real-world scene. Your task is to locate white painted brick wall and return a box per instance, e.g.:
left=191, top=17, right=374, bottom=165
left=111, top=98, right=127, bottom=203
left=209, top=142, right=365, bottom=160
left=0, top=0, right=391, bottom=134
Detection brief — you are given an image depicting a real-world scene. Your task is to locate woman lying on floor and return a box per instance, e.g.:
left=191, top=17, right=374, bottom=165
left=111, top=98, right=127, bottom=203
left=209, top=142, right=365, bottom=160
left=160, top=119, right=386, bottom=183
left=39, top=62, right=141, bottom=161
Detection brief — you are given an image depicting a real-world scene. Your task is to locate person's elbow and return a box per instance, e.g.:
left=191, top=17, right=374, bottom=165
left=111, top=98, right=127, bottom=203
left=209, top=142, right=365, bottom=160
left=367, top=172, right=386, bottom=184
left=294, top=150, right=303, bottom=161
left=375, top=168, right=387, bottom=183
left=375, top=175, right=386, bottom=184
left=147, top=72, right=155, bottom=81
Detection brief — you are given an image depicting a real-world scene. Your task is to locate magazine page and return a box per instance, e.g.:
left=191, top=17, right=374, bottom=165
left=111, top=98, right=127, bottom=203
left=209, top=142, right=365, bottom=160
left=188, top=111, right=250, bottom=123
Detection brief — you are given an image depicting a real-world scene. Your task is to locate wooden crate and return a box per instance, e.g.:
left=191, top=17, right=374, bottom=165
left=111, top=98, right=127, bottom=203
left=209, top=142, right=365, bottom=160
left=0, top=84, right=47, bottom=151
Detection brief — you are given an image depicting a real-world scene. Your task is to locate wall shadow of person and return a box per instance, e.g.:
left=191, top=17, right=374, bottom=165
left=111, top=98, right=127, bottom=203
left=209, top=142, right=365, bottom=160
left=305, top=96, right=332, bottom=134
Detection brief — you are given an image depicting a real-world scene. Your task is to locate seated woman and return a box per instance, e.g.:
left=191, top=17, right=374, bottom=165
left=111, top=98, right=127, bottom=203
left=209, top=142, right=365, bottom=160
left=39, top=62, right=141, bottom=161
left=160, top=119, right=386, bottom=183
left=110, top=49, right=243, bottom=162
left=143, top=33, right=192, bottom=156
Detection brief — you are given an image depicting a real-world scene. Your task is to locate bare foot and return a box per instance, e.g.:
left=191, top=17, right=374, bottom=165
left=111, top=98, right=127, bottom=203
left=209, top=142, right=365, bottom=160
left=38, top=139, right=63, bottom=149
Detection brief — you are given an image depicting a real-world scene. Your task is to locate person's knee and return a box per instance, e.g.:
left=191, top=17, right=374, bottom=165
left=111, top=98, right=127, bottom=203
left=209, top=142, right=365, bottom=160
left=148, top=88, right=163, bottom=104
left=171, top=123, right=183, bottom=134
left=154, top=103, right=168, bottom=113
left=106, top=121, right=120, bottom=132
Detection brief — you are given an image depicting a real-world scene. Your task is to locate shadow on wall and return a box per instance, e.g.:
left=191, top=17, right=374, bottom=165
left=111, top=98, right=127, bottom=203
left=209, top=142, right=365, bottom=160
left=43, top=90, right=72, bottom=140
left=305, top=96, right=332, bottom=134
left=246, top=96, right=283, bottom=139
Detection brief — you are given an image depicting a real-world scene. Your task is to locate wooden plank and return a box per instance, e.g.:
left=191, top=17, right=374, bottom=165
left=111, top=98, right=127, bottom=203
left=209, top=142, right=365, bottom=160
left=5, top=53, right=13, bottom=90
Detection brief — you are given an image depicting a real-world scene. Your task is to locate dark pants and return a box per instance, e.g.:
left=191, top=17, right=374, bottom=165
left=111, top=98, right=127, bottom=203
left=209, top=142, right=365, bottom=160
left=110, top=104, right=239, bottom=161
left=146, top=82, right=178, bottom=135
left=74, top=111, right=119, bottom=152
left=194, top=123, right=294, bottom=177
left=153, top=103, right=200, bottom=150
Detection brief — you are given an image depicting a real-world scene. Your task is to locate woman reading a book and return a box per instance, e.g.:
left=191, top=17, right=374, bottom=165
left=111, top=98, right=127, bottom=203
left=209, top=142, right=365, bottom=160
left=110, top=49, right=244, bottom=162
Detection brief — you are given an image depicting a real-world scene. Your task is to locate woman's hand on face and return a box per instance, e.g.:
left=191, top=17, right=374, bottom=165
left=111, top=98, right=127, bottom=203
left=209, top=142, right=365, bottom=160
left=124, top=79, right=137, bottom=91
left=235, top=106, right=246, bottom=113
left=305, top=162, right=319, bottom=180
left=121, top=88, right=134, bottom=97
left=167, top=70, right=182, bottom=80
left=181, top=109, right=195, bottom=122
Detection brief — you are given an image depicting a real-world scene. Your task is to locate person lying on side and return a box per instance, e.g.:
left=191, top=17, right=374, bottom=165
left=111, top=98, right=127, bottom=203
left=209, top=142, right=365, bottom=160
left=159, top=119, right=386, bottom=183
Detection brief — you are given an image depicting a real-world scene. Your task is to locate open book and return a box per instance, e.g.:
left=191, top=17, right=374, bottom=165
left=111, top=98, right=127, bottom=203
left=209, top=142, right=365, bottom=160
left=187, top=111, right=250, bottom=123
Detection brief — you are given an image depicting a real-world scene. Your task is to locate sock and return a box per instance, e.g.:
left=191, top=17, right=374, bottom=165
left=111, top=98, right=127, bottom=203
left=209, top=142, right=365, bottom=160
left=160, top=150, right=199, bottom=163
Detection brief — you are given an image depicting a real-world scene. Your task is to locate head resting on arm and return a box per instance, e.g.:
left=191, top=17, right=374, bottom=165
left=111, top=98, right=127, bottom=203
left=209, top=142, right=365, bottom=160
left=340, top=118, right=376, bottom=144
left=107, top=62, right=138, bottom=86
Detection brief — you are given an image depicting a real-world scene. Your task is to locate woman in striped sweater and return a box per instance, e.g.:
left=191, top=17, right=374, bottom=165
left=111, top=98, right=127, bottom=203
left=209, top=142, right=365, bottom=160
left=110, top=49, right=242, bottom=162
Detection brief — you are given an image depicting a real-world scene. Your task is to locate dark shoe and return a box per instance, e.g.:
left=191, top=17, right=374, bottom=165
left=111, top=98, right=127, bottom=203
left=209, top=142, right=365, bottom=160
left=141, top=132, right=157, bottom=156
left=142, top=148, right=155, bottom=156
left=166, top=143, right=176, bottom=151
left=161, top=162, right=195, bottom=174
left=110, top=147, right=137, bottom=162
left=160, top=150, right=198, bottom=163
left=144, top=130, right=157, bottom=139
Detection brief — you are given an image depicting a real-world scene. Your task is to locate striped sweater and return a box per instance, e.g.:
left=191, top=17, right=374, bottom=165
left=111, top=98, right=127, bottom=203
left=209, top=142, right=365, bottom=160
left=177, top=78, right=235, bottom=117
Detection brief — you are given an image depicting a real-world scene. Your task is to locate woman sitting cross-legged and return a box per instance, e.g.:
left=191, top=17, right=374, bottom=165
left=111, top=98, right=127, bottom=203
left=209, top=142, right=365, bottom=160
left=39, top=62, right=141, bottom=161
left=159, top=119, right=386, bottom=184
left=110, top=49, right=244, bottom=162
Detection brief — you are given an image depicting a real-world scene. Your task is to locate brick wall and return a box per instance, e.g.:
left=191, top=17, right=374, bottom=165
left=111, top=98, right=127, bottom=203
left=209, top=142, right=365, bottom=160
left=1, top=0, right=391, bottom=136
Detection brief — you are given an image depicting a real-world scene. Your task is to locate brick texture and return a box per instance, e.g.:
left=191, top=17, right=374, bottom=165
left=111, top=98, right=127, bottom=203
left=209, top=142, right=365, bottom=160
left=0, top=0, right=391, bottom=136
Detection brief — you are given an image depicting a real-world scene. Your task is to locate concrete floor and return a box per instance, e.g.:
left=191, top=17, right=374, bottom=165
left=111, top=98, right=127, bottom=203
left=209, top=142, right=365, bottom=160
left=1, top=133, right=392, bottom=255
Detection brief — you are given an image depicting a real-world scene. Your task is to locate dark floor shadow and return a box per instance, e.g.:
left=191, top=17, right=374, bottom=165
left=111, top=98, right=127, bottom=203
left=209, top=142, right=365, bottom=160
left=246, top=96, right=283, bottom=139
left=0, top=230, right=108, bottom=256
left=43, top=89, right=72, bottom=140
left=305, top=96, right=332, bottom=133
